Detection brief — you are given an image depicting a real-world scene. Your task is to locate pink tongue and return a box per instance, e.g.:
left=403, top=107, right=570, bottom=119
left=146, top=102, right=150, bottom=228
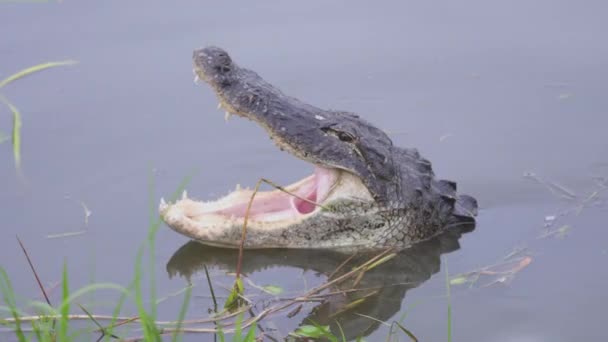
left=216, top=192, right=293, bottom=217
left=216, top=168, right=324, bottom=218
left=293, top=188, right=317, bottom=214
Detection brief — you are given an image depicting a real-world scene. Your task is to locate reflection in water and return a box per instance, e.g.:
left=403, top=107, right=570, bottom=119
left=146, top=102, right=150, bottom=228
left=166, top=223, right=473, bottom=340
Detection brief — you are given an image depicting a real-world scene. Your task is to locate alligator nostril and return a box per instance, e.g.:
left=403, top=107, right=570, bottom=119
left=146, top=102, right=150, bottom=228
left=193, top=49, right=207, bottom=58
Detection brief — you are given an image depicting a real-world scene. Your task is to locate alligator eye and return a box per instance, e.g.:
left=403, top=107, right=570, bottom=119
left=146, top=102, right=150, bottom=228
left=215, top=65, right=231, bottom=73
left=337, top=131, right=355, bottom=143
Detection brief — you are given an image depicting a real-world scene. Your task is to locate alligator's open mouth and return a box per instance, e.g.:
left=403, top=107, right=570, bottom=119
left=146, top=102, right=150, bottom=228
left=178, top=167, right=338, bottom=222
left=160, top=161, right=370, bottom=246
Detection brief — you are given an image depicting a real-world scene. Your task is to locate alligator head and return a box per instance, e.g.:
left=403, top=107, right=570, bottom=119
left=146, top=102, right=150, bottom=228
left=159, top=46, right=478, bottom=249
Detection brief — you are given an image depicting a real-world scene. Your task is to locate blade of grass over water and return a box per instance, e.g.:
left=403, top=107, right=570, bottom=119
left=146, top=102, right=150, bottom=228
left=243, top=321, right=257, bottom=342
left=233, top=314, right=244, bottom=341
left=0, top=267, right=26, bottom=342
left=58, top=260, right=69, bottom=341
left=444, top=257, right=452, bottom=342
left=102, top=281, right=136, bottom=342
left=0, top=60, right=78, bottom=88
left=155, top=285, right=193, bottom=305
left=146, top=172, right=197, bottom=315
left=106, top=173, right=194, bottom=341
left=134, top=246, right=160, bottom=342
left=1, top=61, right=77, bottom=174
left=224, top=278, right=244, bottom=311
left=170, top=285, right=192, bottom=342
left=147, top=168, right=159, bottom=324
left=58, top=283, right=128, bottom=314
left=336, top=321, right=346, bottom=342
left=391, top=321, right=418, bottom=342
left=291, top=321, right=337, bottom=342
left=0, top=96, right=22, bottom=171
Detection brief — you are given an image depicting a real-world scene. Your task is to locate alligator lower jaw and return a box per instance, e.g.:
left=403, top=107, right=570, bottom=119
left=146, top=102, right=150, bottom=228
left=159, top=167, right=371, bottom=247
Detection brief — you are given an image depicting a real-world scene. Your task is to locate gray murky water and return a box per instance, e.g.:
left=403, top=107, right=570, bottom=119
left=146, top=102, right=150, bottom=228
left=1, top=1, right=607, bottom=341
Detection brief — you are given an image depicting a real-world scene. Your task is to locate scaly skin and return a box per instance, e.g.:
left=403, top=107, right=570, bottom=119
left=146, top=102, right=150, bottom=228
left=159, top=47, right=478, bottom=249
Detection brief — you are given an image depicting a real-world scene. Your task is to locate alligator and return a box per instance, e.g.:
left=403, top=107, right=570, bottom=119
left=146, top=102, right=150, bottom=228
left=159, top=46, right=478, bottom=250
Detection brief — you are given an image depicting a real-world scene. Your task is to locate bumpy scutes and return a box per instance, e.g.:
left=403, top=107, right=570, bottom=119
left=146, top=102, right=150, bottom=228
left=159, top=46, right=478, bottom=250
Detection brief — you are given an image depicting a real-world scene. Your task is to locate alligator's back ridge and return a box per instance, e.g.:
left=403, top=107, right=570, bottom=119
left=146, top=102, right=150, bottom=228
left=381, top=145, right=477, bottom=244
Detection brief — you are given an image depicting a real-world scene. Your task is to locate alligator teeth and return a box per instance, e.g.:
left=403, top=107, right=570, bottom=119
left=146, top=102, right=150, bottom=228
left=217, top=102, right=222, bottom=110
left=193, top=74, right=200, bottom=84
left=225, top=111, right=232, bottom=122
left=159, top=197, right=168, bottom=212
left=182, top=190, right=188, bottom=200
left=235, top=183, right=241, bottom=191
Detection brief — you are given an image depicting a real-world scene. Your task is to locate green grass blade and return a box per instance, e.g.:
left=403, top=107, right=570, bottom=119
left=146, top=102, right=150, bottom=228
left=365, top=253, right=396, bottom=270
left=217, top=322, right=226, bottom=342
left=58, top=260, right=69, bottom=341
left=336, top=321, right=346, bottom=342
left=51, top=281, right=128, bottom=340
left=25, top=300, right=57, bottom=316
left=392, top=321, right=418, bottom=342
left=224, top=278, right=244, bottom=311
left=243, top=321, right=257, bottom=342
left=233, top=314, right=243, bottom=342
left=147, top=169, right=159, bottom=323
left=0, top=96, right=22, bottom=171
left=293, top=321, right=337, bottom=342
left=58, top=283, right=128, bottom=313
left=0, top=60, right=78, bottom=88
left=0, top=267, right=26, bottom=342
left=29, top=322, right=43, bottom=342
left=134, top=246, right=160, bottom=342
left=170, top=285, right=192, bottom=342
left=103, top=280, right=135, bottom=342
left=444, top=257, right=452, bottom=342
left=134, top=246, right=152, bottom=341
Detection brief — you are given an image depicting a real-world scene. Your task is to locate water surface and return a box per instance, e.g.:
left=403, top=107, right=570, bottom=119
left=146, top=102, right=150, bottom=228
left=1, top=1, right=607, bottom=341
